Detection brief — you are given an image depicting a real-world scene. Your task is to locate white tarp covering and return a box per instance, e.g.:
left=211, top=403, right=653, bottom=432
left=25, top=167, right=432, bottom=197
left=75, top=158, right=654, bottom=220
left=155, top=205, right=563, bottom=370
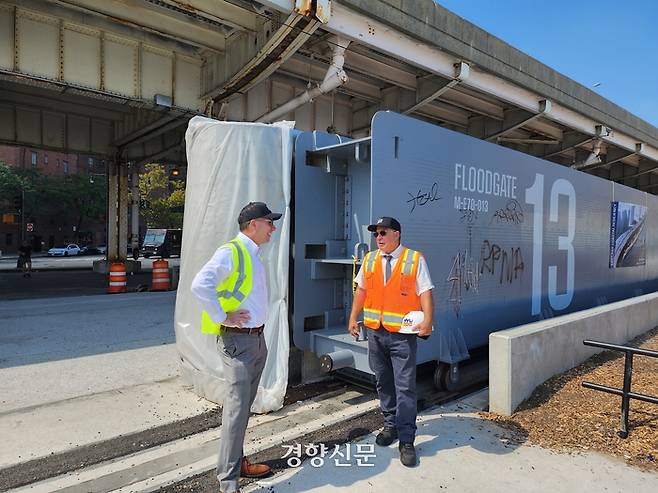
left=175, top=116, right=293, bottom=413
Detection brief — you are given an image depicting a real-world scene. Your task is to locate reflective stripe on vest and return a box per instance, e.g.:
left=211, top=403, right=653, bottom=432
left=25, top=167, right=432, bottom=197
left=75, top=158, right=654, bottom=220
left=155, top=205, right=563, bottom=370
left=363, top=247, right=421, bottom=332
left=200, top=237, right=253, bottom=335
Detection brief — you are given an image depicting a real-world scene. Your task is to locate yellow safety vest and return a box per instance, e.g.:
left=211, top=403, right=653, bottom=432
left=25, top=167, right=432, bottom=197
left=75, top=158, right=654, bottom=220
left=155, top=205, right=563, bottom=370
left=200, top=236, right=253, bottom=334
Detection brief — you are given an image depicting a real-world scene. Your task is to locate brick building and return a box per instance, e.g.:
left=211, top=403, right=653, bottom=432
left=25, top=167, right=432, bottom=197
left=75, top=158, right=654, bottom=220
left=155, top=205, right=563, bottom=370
left=0, top=145, right=107, bottom=254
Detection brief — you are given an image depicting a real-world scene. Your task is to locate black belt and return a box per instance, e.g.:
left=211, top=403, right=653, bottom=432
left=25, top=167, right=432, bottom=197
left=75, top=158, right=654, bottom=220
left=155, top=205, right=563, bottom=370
left=222, top=325, right=264, bottom=335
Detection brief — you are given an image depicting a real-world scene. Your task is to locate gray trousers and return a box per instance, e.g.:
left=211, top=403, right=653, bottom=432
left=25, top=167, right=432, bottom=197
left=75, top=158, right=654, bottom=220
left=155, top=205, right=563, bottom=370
left=367, top=327, right=418, bottom=443
left=216, top=331, right=267, bottom=493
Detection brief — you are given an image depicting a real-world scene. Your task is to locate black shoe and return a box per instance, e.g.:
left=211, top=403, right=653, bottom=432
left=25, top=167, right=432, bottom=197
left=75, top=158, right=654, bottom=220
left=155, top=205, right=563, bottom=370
left=399, top=442, right=417, bottom=467
left=375, top=426, right=398, bottom=446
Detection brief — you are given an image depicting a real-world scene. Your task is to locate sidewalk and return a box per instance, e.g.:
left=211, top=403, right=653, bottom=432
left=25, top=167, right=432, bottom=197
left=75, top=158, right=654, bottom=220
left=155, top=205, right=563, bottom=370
left=245, top=390, right=658, bottom=493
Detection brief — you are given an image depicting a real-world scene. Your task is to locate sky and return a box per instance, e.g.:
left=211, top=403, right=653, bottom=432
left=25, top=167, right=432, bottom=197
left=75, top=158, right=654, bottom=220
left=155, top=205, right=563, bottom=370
left=435, top=0, right=658, bottom=128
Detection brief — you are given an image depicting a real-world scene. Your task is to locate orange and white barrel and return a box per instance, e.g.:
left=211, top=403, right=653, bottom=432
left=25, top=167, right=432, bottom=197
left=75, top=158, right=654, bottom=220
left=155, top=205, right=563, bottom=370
left=151, top=259, right=170, bottom=291
left=108, top=263, right=127, bottom=294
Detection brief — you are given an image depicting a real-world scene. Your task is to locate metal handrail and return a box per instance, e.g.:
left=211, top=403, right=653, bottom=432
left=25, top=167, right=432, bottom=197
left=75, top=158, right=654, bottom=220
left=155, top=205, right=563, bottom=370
left=582, top=339, right=658, bottom=438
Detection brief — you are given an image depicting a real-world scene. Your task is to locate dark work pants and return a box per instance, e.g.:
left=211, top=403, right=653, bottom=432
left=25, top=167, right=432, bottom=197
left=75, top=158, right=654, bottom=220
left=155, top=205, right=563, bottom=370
left=367, top=327, right=418, bottom=443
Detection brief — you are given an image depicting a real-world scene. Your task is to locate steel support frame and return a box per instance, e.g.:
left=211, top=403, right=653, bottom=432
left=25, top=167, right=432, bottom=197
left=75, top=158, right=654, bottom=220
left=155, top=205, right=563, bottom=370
left=107, top=157, right=129, bottom=262
left=322, top=3, right=658, bottom=165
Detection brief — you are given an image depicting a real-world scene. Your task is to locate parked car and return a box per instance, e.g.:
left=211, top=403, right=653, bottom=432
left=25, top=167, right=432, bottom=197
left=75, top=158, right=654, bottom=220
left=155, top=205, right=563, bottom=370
left=97, top=244, right=107, bottom=254
left=80, top=245, right=102, bottom=255
left=47, top=244, right=81, bottom=256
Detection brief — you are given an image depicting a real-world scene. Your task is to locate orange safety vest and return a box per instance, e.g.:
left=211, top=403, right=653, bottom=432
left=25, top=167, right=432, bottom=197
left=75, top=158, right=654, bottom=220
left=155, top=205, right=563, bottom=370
left=362, top=247, right=422, bottom=332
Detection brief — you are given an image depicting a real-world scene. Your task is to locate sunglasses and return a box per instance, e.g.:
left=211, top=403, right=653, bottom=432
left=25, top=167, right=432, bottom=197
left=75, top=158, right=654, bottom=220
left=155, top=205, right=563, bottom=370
left=254, top=218, right=274, bottom=226
left=372, top=230, right=388, bottom=238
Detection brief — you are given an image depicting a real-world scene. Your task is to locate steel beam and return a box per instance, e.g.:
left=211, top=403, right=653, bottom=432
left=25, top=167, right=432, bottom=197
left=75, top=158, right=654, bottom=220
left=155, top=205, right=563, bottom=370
left=160, top=0, right=258, bottom=32
left=344, top=50, right=417, bottom=90
left=205, top=13, right=320, bottom=101
left=498, top=137, right=560, bottom=145
left=53, top=0, right=226, bottom=51
left=257, top=0, right=294, bottom=14
left=281, top=55, right=381, bottom=101
left=402, top=62, right=469, bottom=115
left=135, top=141, right=183, bottom=166
left=620, top=161, right=658, bottom=182
left=543, top=131, right=594, bottom=158
left=484, top=100, right=551, bottom=142
left=576, top=144, right=642, bottom=172
left=115, top=114, right=187, bottom=148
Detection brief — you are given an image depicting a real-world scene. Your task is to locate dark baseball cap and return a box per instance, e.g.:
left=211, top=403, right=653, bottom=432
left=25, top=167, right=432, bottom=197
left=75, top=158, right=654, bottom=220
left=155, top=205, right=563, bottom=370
left=367, top=216, right=401, bottom=233
left=237, top=202, right=282, bottom=224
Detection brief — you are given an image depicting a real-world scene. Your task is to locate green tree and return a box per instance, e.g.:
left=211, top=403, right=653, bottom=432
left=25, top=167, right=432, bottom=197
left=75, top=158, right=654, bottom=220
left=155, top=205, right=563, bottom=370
left=0, top=161, right=24, bottom=194
left=60, top=174, right=106, bottom=237
left=1, top=161, right=105, bottom=241
left=138, top=163, right=185, bottom=228
left=0, top=162, right=39, bottom=225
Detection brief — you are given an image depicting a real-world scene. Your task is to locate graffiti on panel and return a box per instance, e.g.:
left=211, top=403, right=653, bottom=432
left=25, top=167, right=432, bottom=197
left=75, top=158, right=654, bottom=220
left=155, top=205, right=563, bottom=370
left=479, top=240, right=525, bottom=284
left=407, top=182, right=441, bottom=213
left=490, top=199, right=524, bottom=226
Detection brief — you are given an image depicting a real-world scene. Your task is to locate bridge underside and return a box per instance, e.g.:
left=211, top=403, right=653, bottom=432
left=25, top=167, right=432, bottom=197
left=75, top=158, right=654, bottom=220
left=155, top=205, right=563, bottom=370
left=2, top=0, right=658, bottom=262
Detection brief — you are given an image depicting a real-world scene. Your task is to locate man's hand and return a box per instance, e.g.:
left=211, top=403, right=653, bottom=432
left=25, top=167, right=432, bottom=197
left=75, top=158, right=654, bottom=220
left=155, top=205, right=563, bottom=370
left=224, top=309, right=251, bottom=327
left=348, top=287, right=367, bottom=339
left=417, top=290, right=434, bottom=338
left=348, top=318, right=360, bottom=338
left=416, top=320, right=432, bottom=337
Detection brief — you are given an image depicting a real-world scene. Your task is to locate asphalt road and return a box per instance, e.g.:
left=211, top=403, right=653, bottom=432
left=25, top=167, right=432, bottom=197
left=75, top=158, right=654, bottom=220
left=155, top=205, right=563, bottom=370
left=0, top=254, right=181, bottom=271
left=0, top=269, right=156, bottom=300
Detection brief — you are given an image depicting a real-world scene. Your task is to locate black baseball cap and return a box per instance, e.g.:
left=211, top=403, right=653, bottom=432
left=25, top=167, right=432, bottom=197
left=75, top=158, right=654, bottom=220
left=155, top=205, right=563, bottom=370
left=237, top=202, right=282, bottom=224
left=367, top=216, right=401, bottom=233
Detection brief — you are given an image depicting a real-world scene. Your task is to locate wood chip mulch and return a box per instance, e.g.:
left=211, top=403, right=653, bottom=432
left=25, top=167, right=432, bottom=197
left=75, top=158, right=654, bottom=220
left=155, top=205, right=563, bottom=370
left=481, top=326, right=658, bottom=470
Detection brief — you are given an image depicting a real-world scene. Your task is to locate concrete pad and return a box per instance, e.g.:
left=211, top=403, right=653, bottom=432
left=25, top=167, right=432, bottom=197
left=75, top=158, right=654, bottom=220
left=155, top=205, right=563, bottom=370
left=0, top=376, right=213, bottom=468
left=245, top=390, right=658, bottom=493
left=0, top=291, right=214, bottom=469
left=489, top=292, right=658, bottom=415
left=11, top=389, right=378, bottom=492
left=0, top=291, right=178, bottom=412
left=0, top=344, right=180, bottom=413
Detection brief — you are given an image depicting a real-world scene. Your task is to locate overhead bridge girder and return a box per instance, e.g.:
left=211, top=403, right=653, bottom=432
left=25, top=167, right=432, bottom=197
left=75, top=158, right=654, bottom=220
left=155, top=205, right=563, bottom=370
left=0, top=83, right=116, bottom=154
left=1, top=2, right=203, bottom=111
left=203, top=12, right=322, bottom=106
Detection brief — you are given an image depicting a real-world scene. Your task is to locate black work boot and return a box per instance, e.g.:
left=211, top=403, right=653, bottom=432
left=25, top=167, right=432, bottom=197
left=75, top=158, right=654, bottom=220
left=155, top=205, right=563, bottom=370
left=375, top=426, right=398, bottom=446
left=399, top=442, right=417, bottom=467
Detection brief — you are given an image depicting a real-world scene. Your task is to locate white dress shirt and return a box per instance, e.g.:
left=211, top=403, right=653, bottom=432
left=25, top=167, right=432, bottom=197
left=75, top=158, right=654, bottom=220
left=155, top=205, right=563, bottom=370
left=191, top=232, right=268, bottom=327
left=354, top=244, right=434, bottom=295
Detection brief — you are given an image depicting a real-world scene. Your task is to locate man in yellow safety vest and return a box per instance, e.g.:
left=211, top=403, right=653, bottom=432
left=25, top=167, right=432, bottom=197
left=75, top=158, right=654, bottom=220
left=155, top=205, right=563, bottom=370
left=191, top=201, right=282, bottom=493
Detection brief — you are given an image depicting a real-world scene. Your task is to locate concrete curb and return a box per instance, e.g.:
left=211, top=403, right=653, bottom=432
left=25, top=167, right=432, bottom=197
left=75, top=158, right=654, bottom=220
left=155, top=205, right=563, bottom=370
left=489, top=292, right=658, bottom=415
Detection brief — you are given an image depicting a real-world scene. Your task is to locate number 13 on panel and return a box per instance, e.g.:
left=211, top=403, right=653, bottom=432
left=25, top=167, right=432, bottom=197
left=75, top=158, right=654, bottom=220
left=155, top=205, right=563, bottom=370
left=525, top=173, right=576, bottom=316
